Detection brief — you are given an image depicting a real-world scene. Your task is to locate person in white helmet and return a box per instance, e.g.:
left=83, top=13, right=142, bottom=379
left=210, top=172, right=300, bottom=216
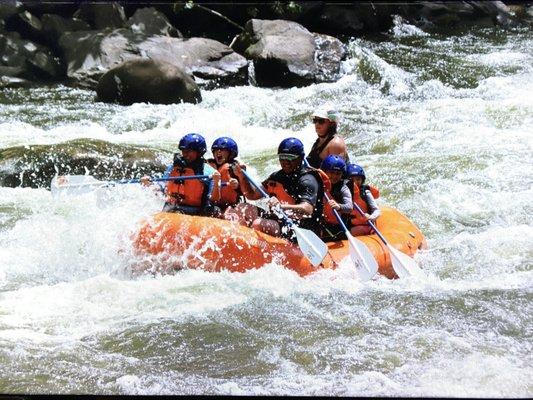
left=306, top=108, right=348, bottom=169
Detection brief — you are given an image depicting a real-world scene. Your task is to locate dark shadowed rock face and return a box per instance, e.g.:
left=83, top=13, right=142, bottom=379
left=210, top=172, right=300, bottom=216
left=0, top=139, right=169, bottom=188
left=41, top=13, right=90, bottom=46
left=74, top=2, right=126, bottom=30
left=231, top=19, right=345, bottom=87
left=0, top=31, right=63, bottom=82
left=96, top=58, right=202, bottom=105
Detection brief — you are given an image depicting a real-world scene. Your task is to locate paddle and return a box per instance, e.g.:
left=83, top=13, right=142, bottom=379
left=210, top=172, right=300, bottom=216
left=302, top=159, right=378, bottom=281
left=240, top=169, right=328, bottom=267
left=323, top=192, right=378, bottom=281
left=51, top=174, right=212, bottom=197
left=352, top=201, right=424, bottom=278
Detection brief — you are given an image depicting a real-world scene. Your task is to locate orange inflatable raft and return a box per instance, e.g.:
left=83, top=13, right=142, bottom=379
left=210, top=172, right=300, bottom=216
left=132, top=206, right=426, bottom=279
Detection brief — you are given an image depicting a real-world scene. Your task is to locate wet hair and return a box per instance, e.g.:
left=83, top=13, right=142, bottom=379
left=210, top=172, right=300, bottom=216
left=326, top=121, right=337, bottom=136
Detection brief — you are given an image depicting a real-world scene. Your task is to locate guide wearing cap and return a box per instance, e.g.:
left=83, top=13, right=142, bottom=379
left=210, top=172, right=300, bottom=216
left=306, top=108, right=349, bottom=169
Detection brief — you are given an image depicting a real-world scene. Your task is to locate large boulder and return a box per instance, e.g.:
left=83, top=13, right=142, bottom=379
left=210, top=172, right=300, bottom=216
left=4, top=10, right=44, bottom=43
left=58, top=29, right=248, bottom=88
left=137, top=36, right=248, bottom=87
left=96, top=58, right=202, bottom=105
left=125, top=7, right=181, bottom=37
left=0, top=31, right=63, bottom=83
left=0, top=0, right=22, bottom=21
left=0, top=139, right=168, bottom=189
left=231, top=19, right=345, bottom=87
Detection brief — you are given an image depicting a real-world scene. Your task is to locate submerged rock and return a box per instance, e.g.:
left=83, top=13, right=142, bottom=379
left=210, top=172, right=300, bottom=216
left=96, top=58, right=202, bottom=105
left=0, top=139, right=169, bottom=188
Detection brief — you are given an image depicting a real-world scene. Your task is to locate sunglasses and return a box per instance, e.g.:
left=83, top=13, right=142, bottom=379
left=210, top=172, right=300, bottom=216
left=278, top=153, right=300, bottom=161
left=312, top=117, right=327, bottom=124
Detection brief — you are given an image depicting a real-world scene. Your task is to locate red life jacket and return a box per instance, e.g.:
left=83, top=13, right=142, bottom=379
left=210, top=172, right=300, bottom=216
left=166, top=164, right=207, bottom=207
left=350, top=183, right=380, bottom=226
left=207, top=160, right=243, bottom=207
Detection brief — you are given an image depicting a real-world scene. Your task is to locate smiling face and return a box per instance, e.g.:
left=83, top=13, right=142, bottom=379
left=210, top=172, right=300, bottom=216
left=213, top=148, right=231, bottom=165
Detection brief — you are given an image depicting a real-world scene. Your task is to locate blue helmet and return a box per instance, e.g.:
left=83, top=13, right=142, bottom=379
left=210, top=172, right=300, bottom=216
left=278, top=137, right=304, bottom=157
left=346, top=163, right=366, bottom=182
left=320, top=154, right=346, bottom=172
left=211, top=136, right=238, bottom=159
left=179, top=133, right=207, bottom=155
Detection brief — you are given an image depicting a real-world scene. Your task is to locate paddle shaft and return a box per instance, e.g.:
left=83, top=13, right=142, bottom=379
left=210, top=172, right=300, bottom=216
left=240, top=169, right=295, bottom=227
left=352, top=201, right=388, bottom=245
left=55, top=175, right=217, bottom=189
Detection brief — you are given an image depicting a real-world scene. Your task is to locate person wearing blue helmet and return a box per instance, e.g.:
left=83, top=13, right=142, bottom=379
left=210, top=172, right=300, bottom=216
left=346, top=163, right=381, bottom=236
left=233, top=137, right=325, bottom=239
left=320, top=155, right=353, bottom=241
left=141, top=133, right=218, bottom=215
left=207, top=137, right=244, bottom=210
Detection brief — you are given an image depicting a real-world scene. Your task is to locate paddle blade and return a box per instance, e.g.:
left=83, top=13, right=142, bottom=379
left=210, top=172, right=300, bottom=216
left=51, top=175, right=106, bottom=198
left=347, top=235, right=379, bottom=281
left=388, top=245, right=424, bottom=279
left=293, top=226, right=328, bottom=267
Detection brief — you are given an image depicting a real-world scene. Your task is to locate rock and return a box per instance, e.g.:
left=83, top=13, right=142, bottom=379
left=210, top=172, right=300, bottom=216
left=231, top=19, right=345, bottom=87
left=41, top=13, right=91, bottom=45
left=0, top=32, right=63, bottom=80
left=4, top=10, right=44, bottom=43
left=0, top=139, right=168, bottom=189
left=400, top=1, right=518, bottom=30
left=0, top=0, right=21, bottom=21
left=74, top=2, right=126, bottom=29
left=125, top=7, right=181, bottom=37
left=58, top=28, right=140, bottom=88
left=313, top=33, right=347, bottom=82
left=58, top=29, right=248, bottom=88
left=0, top=73, right=32, bottom=88
left=96, top=58, right=201, bottom=105
left=232, top=19, right=316, bottom=87
left=137, top=36, right=248, bottom=87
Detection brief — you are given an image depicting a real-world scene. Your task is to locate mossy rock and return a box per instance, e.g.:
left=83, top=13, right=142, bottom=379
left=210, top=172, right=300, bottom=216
left=0, top=138, right=170, bottom=188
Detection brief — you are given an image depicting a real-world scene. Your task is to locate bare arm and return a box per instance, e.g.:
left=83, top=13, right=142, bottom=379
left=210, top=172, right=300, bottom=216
left=321, top=136, right=347, bottom=160
left=232, top=164, right=264, bottom=200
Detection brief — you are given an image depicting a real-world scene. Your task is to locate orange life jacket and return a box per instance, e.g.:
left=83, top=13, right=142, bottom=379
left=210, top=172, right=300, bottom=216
left=350, top=183, right=380, bottom=226
left=166, top=164, right=207, bottom=208
left=207, top=160, right=243, bottom=207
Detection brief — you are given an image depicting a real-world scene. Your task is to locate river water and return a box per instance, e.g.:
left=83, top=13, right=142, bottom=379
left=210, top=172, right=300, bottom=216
left=0, top=23, right=531, bottom=396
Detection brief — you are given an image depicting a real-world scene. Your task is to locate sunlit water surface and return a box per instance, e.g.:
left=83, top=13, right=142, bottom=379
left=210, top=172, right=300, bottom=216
left=0, top=24, right=531, bottom=396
